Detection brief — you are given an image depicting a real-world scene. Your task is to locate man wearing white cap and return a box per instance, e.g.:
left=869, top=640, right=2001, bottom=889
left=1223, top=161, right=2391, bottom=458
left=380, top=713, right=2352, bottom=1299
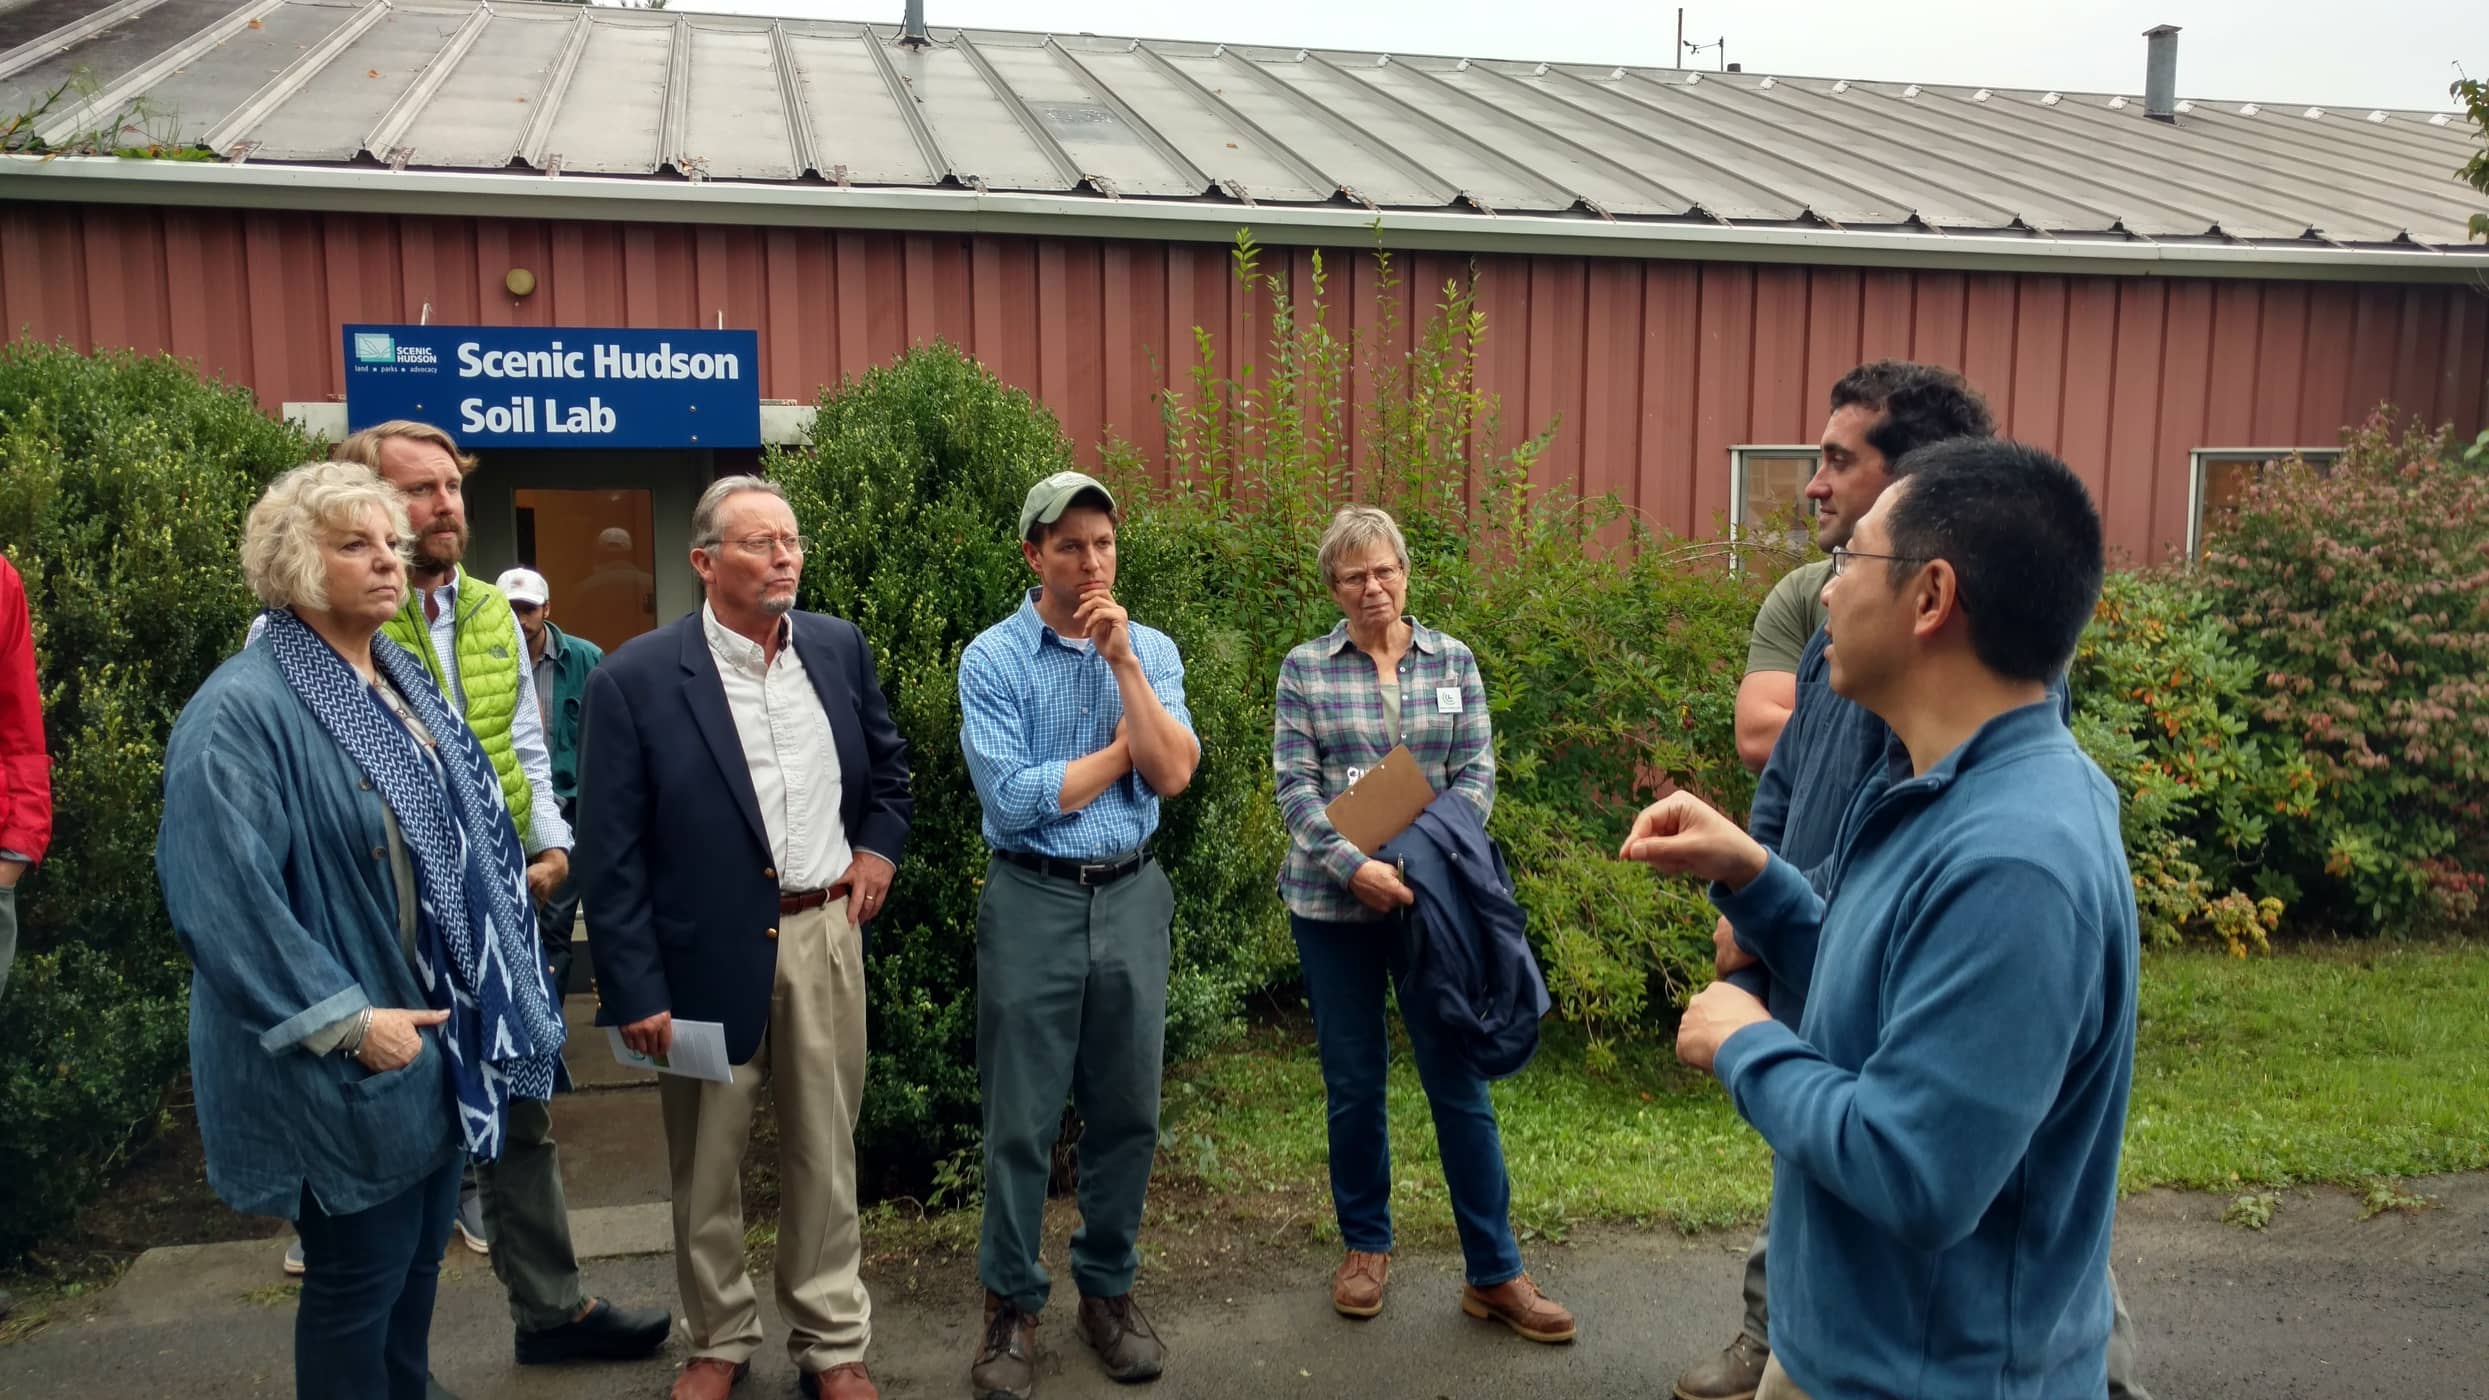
left=959, top=471, right=1198, bottom=1400
left=496, top=567, right=604, bottom=954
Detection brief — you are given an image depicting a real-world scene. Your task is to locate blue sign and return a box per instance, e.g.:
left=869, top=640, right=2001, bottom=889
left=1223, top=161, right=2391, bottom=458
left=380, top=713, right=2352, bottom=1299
left=341, top=324, right=761, bottom=449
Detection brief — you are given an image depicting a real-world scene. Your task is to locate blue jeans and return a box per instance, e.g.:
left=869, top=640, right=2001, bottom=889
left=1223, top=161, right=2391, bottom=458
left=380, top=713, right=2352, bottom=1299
left=1290, top=913, right=1523, bottom=1287
left=294, top=1153, right=460, bottom=1400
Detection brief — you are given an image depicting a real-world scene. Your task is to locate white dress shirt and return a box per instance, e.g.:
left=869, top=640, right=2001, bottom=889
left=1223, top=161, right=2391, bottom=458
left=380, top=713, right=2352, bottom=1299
left=702, top=603, right=851, bottom=893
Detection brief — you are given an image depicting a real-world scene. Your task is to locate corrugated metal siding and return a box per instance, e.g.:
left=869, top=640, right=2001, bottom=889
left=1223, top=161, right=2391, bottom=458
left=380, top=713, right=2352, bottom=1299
left=2, top=1, right=2483, bottom=250
left=2, top=200, right=2484, bottom=561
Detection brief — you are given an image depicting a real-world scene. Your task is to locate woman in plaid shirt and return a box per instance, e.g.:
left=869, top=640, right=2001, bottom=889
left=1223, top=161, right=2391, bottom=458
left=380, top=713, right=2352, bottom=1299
left=1272, top=507, right=1578, bottom=1344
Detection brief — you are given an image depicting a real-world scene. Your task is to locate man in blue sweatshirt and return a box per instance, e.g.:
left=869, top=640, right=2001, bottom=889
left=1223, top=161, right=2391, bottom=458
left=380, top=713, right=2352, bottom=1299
left=1626, top=439, right=2138, bottom=1400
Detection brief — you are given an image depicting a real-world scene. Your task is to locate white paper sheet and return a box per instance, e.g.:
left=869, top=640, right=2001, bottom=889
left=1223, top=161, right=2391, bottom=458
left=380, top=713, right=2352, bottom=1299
left=606, top=1019, right=734, bottom=1084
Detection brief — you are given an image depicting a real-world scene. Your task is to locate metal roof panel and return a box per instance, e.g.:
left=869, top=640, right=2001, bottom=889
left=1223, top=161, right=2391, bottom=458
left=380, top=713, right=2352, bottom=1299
left=0, top=0, right=2474, bottom=250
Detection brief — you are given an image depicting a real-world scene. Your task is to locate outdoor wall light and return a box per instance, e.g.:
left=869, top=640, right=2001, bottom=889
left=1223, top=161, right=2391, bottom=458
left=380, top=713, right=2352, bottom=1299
left=505, top=268, right=538, bottom=298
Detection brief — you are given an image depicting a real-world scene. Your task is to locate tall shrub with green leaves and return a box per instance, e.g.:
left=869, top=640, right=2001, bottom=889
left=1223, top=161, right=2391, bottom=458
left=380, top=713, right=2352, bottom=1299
left=2068, top=571, right=2302, bottom=954
left=766, top=344, right=1292, bottom=1196
left=2195, top=414, right=2489, bottom=932
left=0, top=340, right=316, bottom=1261
left=1106, top=235, right=1767, bottom=1062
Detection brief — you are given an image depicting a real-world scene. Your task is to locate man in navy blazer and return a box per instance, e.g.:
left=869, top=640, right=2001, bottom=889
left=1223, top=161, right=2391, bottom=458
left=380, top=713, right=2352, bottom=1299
left=578, top=475, right=910, bottom=1400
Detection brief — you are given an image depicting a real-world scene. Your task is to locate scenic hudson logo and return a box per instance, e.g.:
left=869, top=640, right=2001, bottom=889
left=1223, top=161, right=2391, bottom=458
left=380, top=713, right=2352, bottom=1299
left=353, top=332, right=438, bottom=368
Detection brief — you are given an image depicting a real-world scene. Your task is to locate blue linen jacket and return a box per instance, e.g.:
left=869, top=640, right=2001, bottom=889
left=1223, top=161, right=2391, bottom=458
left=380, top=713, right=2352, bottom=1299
left=157, top=643, right=461, bottom=1220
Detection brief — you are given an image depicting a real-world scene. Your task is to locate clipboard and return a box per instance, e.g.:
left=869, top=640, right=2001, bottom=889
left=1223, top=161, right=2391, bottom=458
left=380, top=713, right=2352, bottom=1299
left=1324, top=744, right=1437, bottom=856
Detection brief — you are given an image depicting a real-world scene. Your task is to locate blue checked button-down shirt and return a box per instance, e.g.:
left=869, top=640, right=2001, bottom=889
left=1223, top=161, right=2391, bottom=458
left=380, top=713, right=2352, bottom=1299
left=1273, top=618, right=1494, bottom=922
left=959, top=590, right=1195, bottom=860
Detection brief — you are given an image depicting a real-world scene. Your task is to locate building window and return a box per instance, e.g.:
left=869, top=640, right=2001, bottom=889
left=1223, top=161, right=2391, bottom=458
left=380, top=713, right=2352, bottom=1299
left=1730, top=446, right=1821, bottom=566
left=2188, top=449, right=2341, bottom=556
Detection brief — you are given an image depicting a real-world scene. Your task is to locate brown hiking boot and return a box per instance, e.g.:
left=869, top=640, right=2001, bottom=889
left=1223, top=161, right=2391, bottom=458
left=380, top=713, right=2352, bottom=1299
left=1331, top=1250, right=1390, bottom=1318
left=1673, top=1334, right=1770, bottom=1400
left=1076, top=1292, right=1166, bottom=1383
left=971, top=1292, right=1038, bottom=1400
left=1459, top=1273, right=1578, bottom=1344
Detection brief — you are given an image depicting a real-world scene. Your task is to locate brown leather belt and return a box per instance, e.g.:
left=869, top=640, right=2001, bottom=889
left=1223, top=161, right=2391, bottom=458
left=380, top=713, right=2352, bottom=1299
left=779, top=883, right=849, bottom=915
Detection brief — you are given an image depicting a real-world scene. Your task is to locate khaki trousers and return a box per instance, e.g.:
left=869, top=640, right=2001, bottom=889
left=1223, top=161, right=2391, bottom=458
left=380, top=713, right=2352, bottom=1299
left=657, top=899, right=869, bottom=1370
left=1757, top=1354, right=1813, bottom=1400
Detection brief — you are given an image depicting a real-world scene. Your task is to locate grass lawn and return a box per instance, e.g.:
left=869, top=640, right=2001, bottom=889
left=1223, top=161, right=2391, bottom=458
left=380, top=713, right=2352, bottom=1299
left=1155, top=940, right=2489, bottom=1248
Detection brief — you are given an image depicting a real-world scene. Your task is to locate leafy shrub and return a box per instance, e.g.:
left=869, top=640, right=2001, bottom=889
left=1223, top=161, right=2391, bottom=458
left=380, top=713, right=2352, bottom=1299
left=2068, top=571, right=2302, bottom=953
left=0, top=947, right=188, bottom=1260
left=0, top=339, right=316, bottom=1260
left=767, top=344, right=1292, bottom=1196
left=2195, top=415, right=2489, bottom=932
left=1105, top=235, right=1766, bottom=1062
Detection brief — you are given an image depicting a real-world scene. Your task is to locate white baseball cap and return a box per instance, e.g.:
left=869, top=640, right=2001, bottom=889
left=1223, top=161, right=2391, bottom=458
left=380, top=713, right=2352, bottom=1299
left=496, top=567, right=550, bottom=607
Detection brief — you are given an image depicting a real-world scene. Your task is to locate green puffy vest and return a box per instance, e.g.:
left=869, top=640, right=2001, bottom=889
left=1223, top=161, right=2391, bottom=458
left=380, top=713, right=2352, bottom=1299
left=384, top=569, right=533, bottom=846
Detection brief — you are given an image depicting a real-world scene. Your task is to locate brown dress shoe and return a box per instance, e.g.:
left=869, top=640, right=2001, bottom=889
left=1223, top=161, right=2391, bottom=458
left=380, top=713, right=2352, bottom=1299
left=800, top=1362, right=879, bottom=1400
left=1075, top=1292, right=1166, bottom=1382
left=1673, top=1334, right=1770, bottom=1400
left=670, top=1357, right=750, bottom=1400
left=1459, top=1273, right=1578, bottom=1344
left=1331, top=1251, right=1390, bottom=1318
left=971, top=1291, right=1039, bottom=1400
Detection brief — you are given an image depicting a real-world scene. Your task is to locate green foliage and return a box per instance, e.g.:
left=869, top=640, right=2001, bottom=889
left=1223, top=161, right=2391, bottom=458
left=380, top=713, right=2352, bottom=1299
left=765, top=343, right=1291, bottom=1196
left=0, top=69, right=211, bottom=160
left=0, top=339, right=316, bottom=1261
left=2069, top=571, right=2302, bottom=953
left=2452, top=75, right=2487, bottom=242
left=1106, top=232, right=1765, bottom=1060
left=0, top=947, right=188, bottom=1261
left=2194, top=415, right=2489, bottom=933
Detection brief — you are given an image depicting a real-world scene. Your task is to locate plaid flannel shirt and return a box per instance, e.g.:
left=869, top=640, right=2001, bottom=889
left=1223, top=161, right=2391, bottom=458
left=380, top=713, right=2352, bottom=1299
left=1273, top=618, right=1494, bottom=922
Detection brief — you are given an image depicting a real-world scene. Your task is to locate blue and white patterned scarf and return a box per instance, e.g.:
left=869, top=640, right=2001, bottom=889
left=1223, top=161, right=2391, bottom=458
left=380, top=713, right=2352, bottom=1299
left=265, top=608, right=565, bottom=1159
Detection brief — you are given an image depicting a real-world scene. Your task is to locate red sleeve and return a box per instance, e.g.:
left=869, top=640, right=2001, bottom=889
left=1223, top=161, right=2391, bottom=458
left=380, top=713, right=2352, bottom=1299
left=0, top=557, right=53, bottom=862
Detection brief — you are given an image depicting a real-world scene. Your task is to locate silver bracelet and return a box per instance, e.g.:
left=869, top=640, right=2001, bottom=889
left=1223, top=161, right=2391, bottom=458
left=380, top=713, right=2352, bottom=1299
left=339, top=1006, right=375, bottom=1057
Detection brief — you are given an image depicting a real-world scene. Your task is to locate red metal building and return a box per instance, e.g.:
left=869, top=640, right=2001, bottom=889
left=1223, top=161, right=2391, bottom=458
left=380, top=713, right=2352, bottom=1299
left=3, top=3, right=2485, bottom=627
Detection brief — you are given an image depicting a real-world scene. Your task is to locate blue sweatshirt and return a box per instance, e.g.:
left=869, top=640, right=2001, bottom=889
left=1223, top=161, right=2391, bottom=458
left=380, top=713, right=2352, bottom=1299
left=1712, top=700, right=2138, bottom=1399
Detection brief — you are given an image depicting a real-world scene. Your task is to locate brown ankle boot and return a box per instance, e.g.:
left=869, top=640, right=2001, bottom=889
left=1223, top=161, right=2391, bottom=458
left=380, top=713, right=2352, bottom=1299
left=1673, top=1334, right=1770, bottom=1400
left=971, top=1291, right=1038, bottom=1400
left=1460, top=1273, right=1578, bottom=1344
left=1076, top=1292, right=1166, bottom=1382
left=1332, top=1251, right=1390, bottom=1318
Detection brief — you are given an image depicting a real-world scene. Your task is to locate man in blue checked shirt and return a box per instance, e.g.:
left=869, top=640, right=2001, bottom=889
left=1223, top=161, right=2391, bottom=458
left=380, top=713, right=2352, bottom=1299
left=958, top=470, right=1199, bottom=1400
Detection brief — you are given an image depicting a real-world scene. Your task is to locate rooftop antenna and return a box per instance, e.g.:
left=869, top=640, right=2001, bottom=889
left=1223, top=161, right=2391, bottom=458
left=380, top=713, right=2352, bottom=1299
left=1685, top=35, right=1727, bottom=73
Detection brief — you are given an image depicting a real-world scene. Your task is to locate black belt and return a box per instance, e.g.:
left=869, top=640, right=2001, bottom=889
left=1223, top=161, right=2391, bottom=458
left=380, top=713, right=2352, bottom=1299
left=996, top=847, right=1152, bottom=888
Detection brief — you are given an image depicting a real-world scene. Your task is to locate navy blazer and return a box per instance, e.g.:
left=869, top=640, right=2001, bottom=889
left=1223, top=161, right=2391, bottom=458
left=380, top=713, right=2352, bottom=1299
left=577, top=609, right=912, bottom=1065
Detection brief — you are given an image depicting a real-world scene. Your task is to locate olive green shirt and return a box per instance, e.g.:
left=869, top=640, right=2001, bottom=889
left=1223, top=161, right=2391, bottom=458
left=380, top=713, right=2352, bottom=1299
left=1744, top=558, right=1834, bottom=677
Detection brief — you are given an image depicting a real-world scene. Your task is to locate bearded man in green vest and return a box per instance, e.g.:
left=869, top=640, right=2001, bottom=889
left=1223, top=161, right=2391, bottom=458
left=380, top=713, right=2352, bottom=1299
left=310, top=420, right=671, bottom=1367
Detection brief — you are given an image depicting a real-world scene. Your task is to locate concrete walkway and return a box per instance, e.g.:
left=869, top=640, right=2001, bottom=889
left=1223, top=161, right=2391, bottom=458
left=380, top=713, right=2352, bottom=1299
left=4, top=1166, right=2480, bottom=1399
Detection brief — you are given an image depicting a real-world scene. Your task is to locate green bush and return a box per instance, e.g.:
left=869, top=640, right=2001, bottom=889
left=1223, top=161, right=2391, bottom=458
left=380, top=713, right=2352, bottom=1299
left=2068, top=571, right=2301, bottom=954
left=766, top=344, right=1293, bottom=1196
left=1106, top=235, right=1765, bottom=1063
left=2195, top=415, right=2489, bottom=933
left=0, top=946, right=188, bottom=1260
left=0, top=339, right=317, bottom=1260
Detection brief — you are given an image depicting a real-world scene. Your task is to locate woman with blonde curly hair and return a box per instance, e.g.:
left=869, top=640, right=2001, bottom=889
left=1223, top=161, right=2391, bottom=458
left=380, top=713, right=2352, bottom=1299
left=158, top=461, right=564, bottom=1399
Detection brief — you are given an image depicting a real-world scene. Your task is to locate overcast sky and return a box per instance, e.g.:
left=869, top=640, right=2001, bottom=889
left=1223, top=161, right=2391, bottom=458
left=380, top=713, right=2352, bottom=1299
left=704, top=0, right=2477, bottom=114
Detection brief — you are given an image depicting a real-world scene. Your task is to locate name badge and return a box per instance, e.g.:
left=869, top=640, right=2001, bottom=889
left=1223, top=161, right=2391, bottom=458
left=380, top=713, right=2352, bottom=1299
left=1437, top=686, right=1462, bottom=714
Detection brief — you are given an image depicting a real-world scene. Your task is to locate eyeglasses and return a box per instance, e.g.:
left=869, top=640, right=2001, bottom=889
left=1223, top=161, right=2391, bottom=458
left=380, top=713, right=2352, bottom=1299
left=1827, top=546, right=1931, bottom=578
left=1333, top=564, right=1405, bottom=592
left=708, top=534, right=812, bottom=559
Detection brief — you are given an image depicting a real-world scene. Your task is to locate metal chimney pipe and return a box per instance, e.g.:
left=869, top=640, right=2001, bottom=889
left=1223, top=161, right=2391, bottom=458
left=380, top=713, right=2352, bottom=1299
left=899, top=0, right=929, bottom=48
left=2143, top=24, right=2180, bottom=121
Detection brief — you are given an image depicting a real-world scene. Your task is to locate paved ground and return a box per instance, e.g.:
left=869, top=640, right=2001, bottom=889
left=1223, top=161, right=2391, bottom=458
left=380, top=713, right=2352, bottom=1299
left=4, top=1172, right=2480, bottom=1399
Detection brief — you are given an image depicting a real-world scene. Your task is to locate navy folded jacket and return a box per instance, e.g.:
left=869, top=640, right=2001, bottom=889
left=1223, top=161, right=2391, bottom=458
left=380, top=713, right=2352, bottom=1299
left=1379, top=791, right=1550, bottom=1080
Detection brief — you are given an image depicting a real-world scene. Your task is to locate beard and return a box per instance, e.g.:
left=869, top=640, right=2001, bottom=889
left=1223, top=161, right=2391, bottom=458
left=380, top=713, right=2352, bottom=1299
left=757, top=589, right=796, bottom=618
left=413, top=523, right=468, bottom=572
